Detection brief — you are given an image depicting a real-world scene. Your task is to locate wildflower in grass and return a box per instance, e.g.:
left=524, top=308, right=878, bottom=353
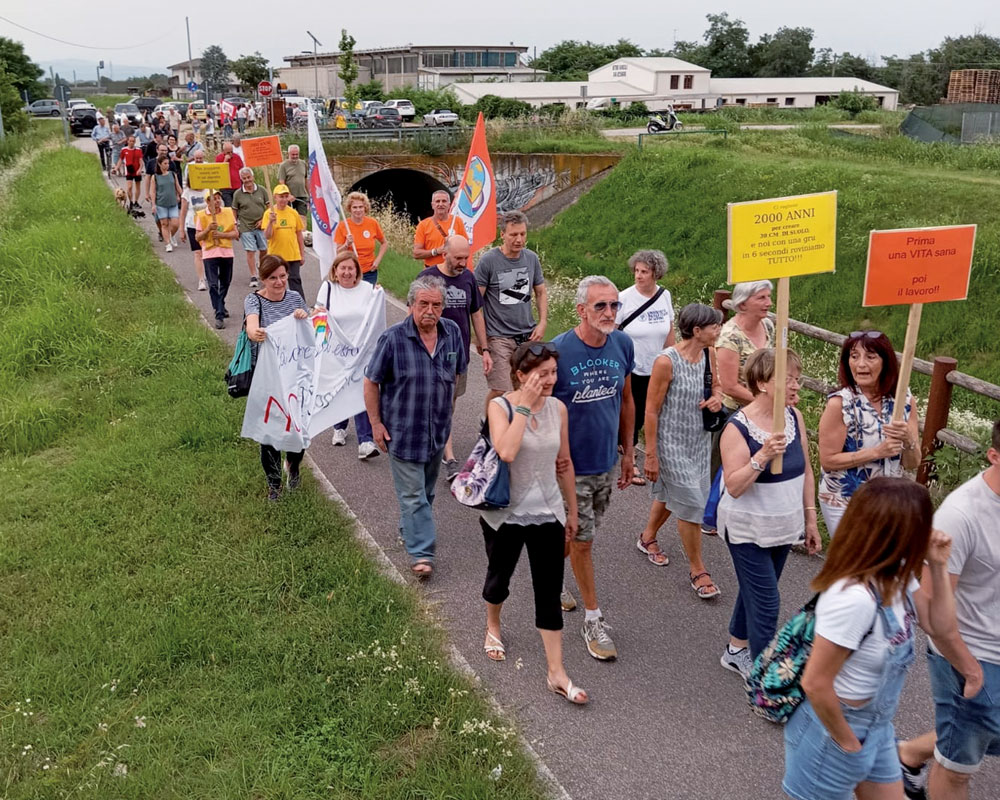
left=134, top=716, right=146, bottom=728
left=490, top=765, right=502, bottom=781
left=112, top=762, right=128, bottom=777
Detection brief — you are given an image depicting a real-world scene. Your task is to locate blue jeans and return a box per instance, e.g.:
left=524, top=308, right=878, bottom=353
left=203, top=257, right=233, bottom=320
left=928, top=648, right=1000, bottom=773
left=361, top=270, right=377, bottom=286
left=726, top=540, right=791, bottom=657
left=388, top=448, right=444, bottom=563
left=334, top=411, right=373, bottom=444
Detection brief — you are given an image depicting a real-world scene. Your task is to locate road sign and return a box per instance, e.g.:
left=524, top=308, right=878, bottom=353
left=258, top=80, right=273, bottom=97
left=187, top=81, right=199, bottom=92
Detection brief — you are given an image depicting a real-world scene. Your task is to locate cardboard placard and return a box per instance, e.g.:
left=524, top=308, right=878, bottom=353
left=187, top=162, right=231, bottom=190
left=863, top=224, right=976, bottom=307
left=727, top=191, right=838, bottom=283
left=241, top=135, right=283, bottom=168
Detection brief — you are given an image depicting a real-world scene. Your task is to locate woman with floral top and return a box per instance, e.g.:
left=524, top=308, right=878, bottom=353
left=818, top=331, right=920, bottom=536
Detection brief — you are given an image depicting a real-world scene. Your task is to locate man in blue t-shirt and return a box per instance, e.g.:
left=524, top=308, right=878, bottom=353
left=418, top=235, right=493, bottom=480
left=551, top=275, right=635, bottom=661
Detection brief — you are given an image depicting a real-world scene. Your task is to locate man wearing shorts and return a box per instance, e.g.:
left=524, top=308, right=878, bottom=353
left=475, top=210, right=548, bottom=415
left=116, top=136, right=144, bottom=210
left=231, top=167, right=269, bottom=289
left=899, top=418, right=1000, bottom=800
left=551, top=275, right=635, bottom=661
left=418, top=235, right=492, bottom=481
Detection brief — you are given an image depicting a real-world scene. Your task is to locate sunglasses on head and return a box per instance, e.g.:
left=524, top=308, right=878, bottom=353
left=848, top=330, right=883, bottom=341
left=591, top=300, right=623, bottom=312
left=524, top=342, right=558, bottom=357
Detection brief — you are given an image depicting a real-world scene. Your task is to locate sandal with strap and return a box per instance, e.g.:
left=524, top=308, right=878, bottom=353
left=636, top=536, right=669, bottom=566
left=411, top=560, right=433, bottom=580
left=690, top=571, right=721, bottom=599
left=547, top=677, right=588, bottom=705
left=484, top=630, right=506, bottom=662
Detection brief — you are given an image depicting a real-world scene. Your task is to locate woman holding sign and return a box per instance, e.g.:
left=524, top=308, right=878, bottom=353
left=334, top=192, right=387, bottom=287
left=818, top=331, right=920, bottom=536
left=195, top=191, right=239, bottom=330
left=245, top=255, right=309, bottom=501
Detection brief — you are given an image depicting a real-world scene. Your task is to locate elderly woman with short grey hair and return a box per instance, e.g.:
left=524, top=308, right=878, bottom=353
left=616, top=249, right=676, bottom=485
left=640, top=303, right=724, bottom=599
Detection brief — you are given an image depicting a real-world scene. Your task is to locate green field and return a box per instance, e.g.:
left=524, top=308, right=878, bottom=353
left=0, top=147, right=549, bottom=798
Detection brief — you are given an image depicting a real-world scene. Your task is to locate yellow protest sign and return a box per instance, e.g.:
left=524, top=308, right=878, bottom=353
left=727, top=191, right=838, bottom=282
left=187, top=162, right=232, bottom=190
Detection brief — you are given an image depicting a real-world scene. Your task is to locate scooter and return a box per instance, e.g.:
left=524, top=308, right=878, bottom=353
left=647, top=106, right=682, bottom=133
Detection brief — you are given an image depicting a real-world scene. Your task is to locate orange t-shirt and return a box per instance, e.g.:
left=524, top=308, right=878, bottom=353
left=334, top=216, right=385, bottom=271
left=414, top=215, right=467, bottom=267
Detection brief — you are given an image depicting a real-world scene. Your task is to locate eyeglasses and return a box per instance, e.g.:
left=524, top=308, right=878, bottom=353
left=848, top=330, right=883, bottom=341
left=524, top=342, right=558, bottom=357
left=590, top=301, right=623, bottom=312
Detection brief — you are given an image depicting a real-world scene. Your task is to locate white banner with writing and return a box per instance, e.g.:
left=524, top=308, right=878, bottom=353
left=241, top=288, right=386, bottom=450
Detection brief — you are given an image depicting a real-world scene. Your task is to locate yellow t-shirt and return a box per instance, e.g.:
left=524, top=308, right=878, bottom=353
left=262, top=205, right=304, bottom=261
left=195, top=208, right=237, bottom=257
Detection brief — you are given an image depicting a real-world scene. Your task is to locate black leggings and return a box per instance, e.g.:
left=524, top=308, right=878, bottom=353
left=261, top=445, right=303, bottom=489
left=481, top=519, right=564, bottom=631
left=632, top=372, right=650, bottom=446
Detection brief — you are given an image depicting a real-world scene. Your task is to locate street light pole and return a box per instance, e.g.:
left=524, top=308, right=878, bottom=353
left=306, top=30, right=322, bottom=101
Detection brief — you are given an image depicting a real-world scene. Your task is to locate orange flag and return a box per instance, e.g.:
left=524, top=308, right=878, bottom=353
left=449, top=112, right=496, bottom=252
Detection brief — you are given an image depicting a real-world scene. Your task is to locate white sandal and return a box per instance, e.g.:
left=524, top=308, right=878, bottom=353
left=547, top=677, right=588, bottom=705
left=484, top=630, right=505, bottom=662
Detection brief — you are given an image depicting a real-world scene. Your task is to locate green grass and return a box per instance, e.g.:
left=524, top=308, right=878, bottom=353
left=0, top=119, right=64, bottom=165
left=0, top=147, right=550, bottom=799
left=82, top=94, right=132, bottom=110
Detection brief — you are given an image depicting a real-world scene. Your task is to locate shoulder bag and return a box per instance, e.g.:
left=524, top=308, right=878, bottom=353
left=451, top=398, right=514, bottom=510
left=702, top=348, right=728, bottom=432
left=617, top=287, right=664, bottom=331
left=224, top=294, right=262, bottom=398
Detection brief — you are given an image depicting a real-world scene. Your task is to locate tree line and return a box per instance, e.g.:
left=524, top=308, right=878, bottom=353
left=530, top=14, right=1000, bottom=105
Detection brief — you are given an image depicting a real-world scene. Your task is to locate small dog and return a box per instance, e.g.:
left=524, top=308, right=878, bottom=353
left=115, top=188, right=128, bottom=209
left=130, top=206, right=146, bottom=219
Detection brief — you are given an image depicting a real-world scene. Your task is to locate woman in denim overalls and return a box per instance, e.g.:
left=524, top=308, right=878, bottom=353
left=783, top=478, right=962, bottom=800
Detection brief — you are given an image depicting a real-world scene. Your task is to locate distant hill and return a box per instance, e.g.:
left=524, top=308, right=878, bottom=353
left=38, top=59, right=162, bottom=81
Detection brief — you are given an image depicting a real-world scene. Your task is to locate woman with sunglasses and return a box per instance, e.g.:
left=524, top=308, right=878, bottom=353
left=818, top=330, right=920, bottom=536
left=640, top=303, right=725, bottom=598
left=480, top=341, right=587, bottom=705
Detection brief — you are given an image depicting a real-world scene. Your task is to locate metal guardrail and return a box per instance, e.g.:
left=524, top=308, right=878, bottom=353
left=316, top=125, right=467, bottom=142
left=637, top=128, right=729, bottom=149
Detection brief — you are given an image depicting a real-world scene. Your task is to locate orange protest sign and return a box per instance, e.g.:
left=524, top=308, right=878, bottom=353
left=241, top=135, right=283, bottom=168
left=863, top=224, right=976, bottom=307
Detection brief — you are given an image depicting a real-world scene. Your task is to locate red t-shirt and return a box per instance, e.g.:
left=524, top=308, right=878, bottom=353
left=215, top=151, right=244, bottom=189
left=120, top=147, right=144, bottom=174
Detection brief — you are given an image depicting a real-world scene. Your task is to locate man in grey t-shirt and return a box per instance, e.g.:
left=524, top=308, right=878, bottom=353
left=899, top=418, right=1000, bottom=800
left=475, top=210, right=548, bottom=406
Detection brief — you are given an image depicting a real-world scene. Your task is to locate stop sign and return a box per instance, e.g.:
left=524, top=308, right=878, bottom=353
left=258, top=80, right=273, bottom=97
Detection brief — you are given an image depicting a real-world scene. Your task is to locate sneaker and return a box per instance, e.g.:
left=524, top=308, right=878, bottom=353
left=900, top=758, right=928, bottom=800
left=720, top=645, right=753, bottom=679
left=286, top=463, right=301, bottom=491
left=358, top=441, right=379, bottom=460
left=157, top=230, right=163, bottom=242
left=267, top=485, right=281, bottom=502
left=197, top=279, right=207, bottom=291
left=442, top=457, right=460, bottom=482
left=332, top=429, right=347, bottom=446
left=214, top=318, right=225, bottom=329
left=701, top=524, right=718, bottom=536
left=165, top=243, right=173, bottom=253
left=581, top=616, right=617, bottom=660
left=560, top=588, right=577, bottom=612
left=249, top=277, right=260, bottom=288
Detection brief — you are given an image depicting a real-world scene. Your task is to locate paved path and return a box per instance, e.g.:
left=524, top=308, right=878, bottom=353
left=74, top=137, right=998, bottom=799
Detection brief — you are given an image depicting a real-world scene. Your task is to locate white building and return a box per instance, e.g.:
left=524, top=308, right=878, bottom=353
left=450, top=57, right=898, bottom=111
left=167, top=59, right=241, bottom=100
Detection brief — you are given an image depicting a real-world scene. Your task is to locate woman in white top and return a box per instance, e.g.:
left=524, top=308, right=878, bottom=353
left=717, top=348, right=821, bottom=680
left=615, top=249, right=675, bottom=485
left=178, top=181, right=209, bottom=291
left=314, top=251, right=379, bottom=459
left=481, top=342, right=586, bottom=704
left=783, top=478, right=961, bottom=800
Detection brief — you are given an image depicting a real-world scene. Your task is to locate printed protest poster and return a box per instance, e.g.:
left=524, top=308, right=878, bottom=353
left=186, top=163, right=232, bottom=190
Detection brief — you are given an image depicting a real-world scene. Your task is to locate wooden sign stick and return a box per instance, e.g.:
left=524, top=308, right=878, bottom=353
left=892, top=302, right=923, bottom=422
left=771, top=276, right=790, bottom=474
left=262, top=164, right=273, bottom=196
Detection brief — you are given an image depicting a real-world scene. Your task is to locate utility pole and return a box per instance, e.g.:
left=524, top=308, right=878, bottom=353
left=186, top=15, right=194, bottom=100
left=307, top=30, right=322, bottom=101
left=0, top=104, right=5, bottom=139
left=49, top=66, right=70, bottom=144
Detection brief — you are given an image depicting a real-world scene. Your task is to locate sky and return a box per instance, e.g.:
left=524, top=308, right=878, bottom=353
left=3, top=1, right=998, bottom=77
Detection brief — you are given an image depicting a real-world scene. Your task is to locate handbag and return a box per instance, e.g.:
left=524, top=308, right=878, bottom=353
left=451, top=398, right=514, bottom=510
left=701, top=348, right=727, bottom=432
left=617, top=287, right=664, bottom=331
left=224, top=295, right=261, bottom=398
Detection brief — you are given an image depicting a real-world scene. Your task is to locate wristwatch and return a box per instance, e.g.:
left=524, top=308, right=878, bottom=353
left=750, top=458, right=765, bottom=472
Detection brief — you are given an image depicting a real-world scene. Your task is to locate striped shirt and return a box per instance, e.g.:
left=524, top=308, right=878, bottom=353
left=243, top=289, right=306, bottom=360
left=365, top=315, right=467, bottom=463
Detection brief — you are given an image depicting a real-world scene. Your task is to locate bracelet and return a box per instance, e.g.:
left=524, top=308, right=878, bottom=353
left=514, top=405, right=531, bottom=416
left=804, top=506, right=816, bottom=512
left=482, top=348, right=491, bottom=354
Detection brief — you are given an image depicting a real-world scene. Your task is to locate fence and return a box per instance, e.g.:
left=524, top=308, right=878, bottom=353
left=711, top=290, right=999, bottom=485
left=961, top=111, right=1000, bottom=143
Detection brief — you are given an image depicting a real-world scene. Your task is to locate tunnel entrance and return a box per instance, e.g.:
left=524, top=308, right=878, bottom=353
left=350, top=169, right=451, bottom=224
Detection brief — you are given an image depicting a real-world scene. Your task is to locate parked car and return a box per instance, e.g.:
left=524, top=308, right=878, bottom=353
left=67, top=98, right=89, bottom=109
left=129, top=97, right=161, bottom=116
left=154, top=103, right=179, bottom=118
left=360, top=105, right=402, bottom=128
left=423, top=108, right=459, bottom=127
left=27, top=99, right=62, bottom=117
left=69, top=104, right=98, bottom=136
left=187, top=101, right=207, bottom=121
left=173, top=101, right=190, bottom=120
left=114, top=103, right=143, bottom=125
left=383, top=99, right=416, bottom=122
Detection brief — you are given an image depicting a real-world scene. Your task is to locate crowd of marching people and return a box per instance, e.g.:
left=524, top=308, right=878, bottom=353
left=97, top=118, right=998, bottom=799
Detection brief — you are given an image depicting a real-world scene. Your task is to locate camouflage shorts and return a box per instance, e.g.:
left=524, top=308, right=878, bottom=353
left=574, top=466, right=615, bottom=542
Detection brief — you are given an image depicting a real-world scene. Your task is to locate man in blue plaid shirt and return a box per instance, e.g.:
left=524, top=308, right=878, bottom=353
left=364, top=275, right=467, bottom=580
